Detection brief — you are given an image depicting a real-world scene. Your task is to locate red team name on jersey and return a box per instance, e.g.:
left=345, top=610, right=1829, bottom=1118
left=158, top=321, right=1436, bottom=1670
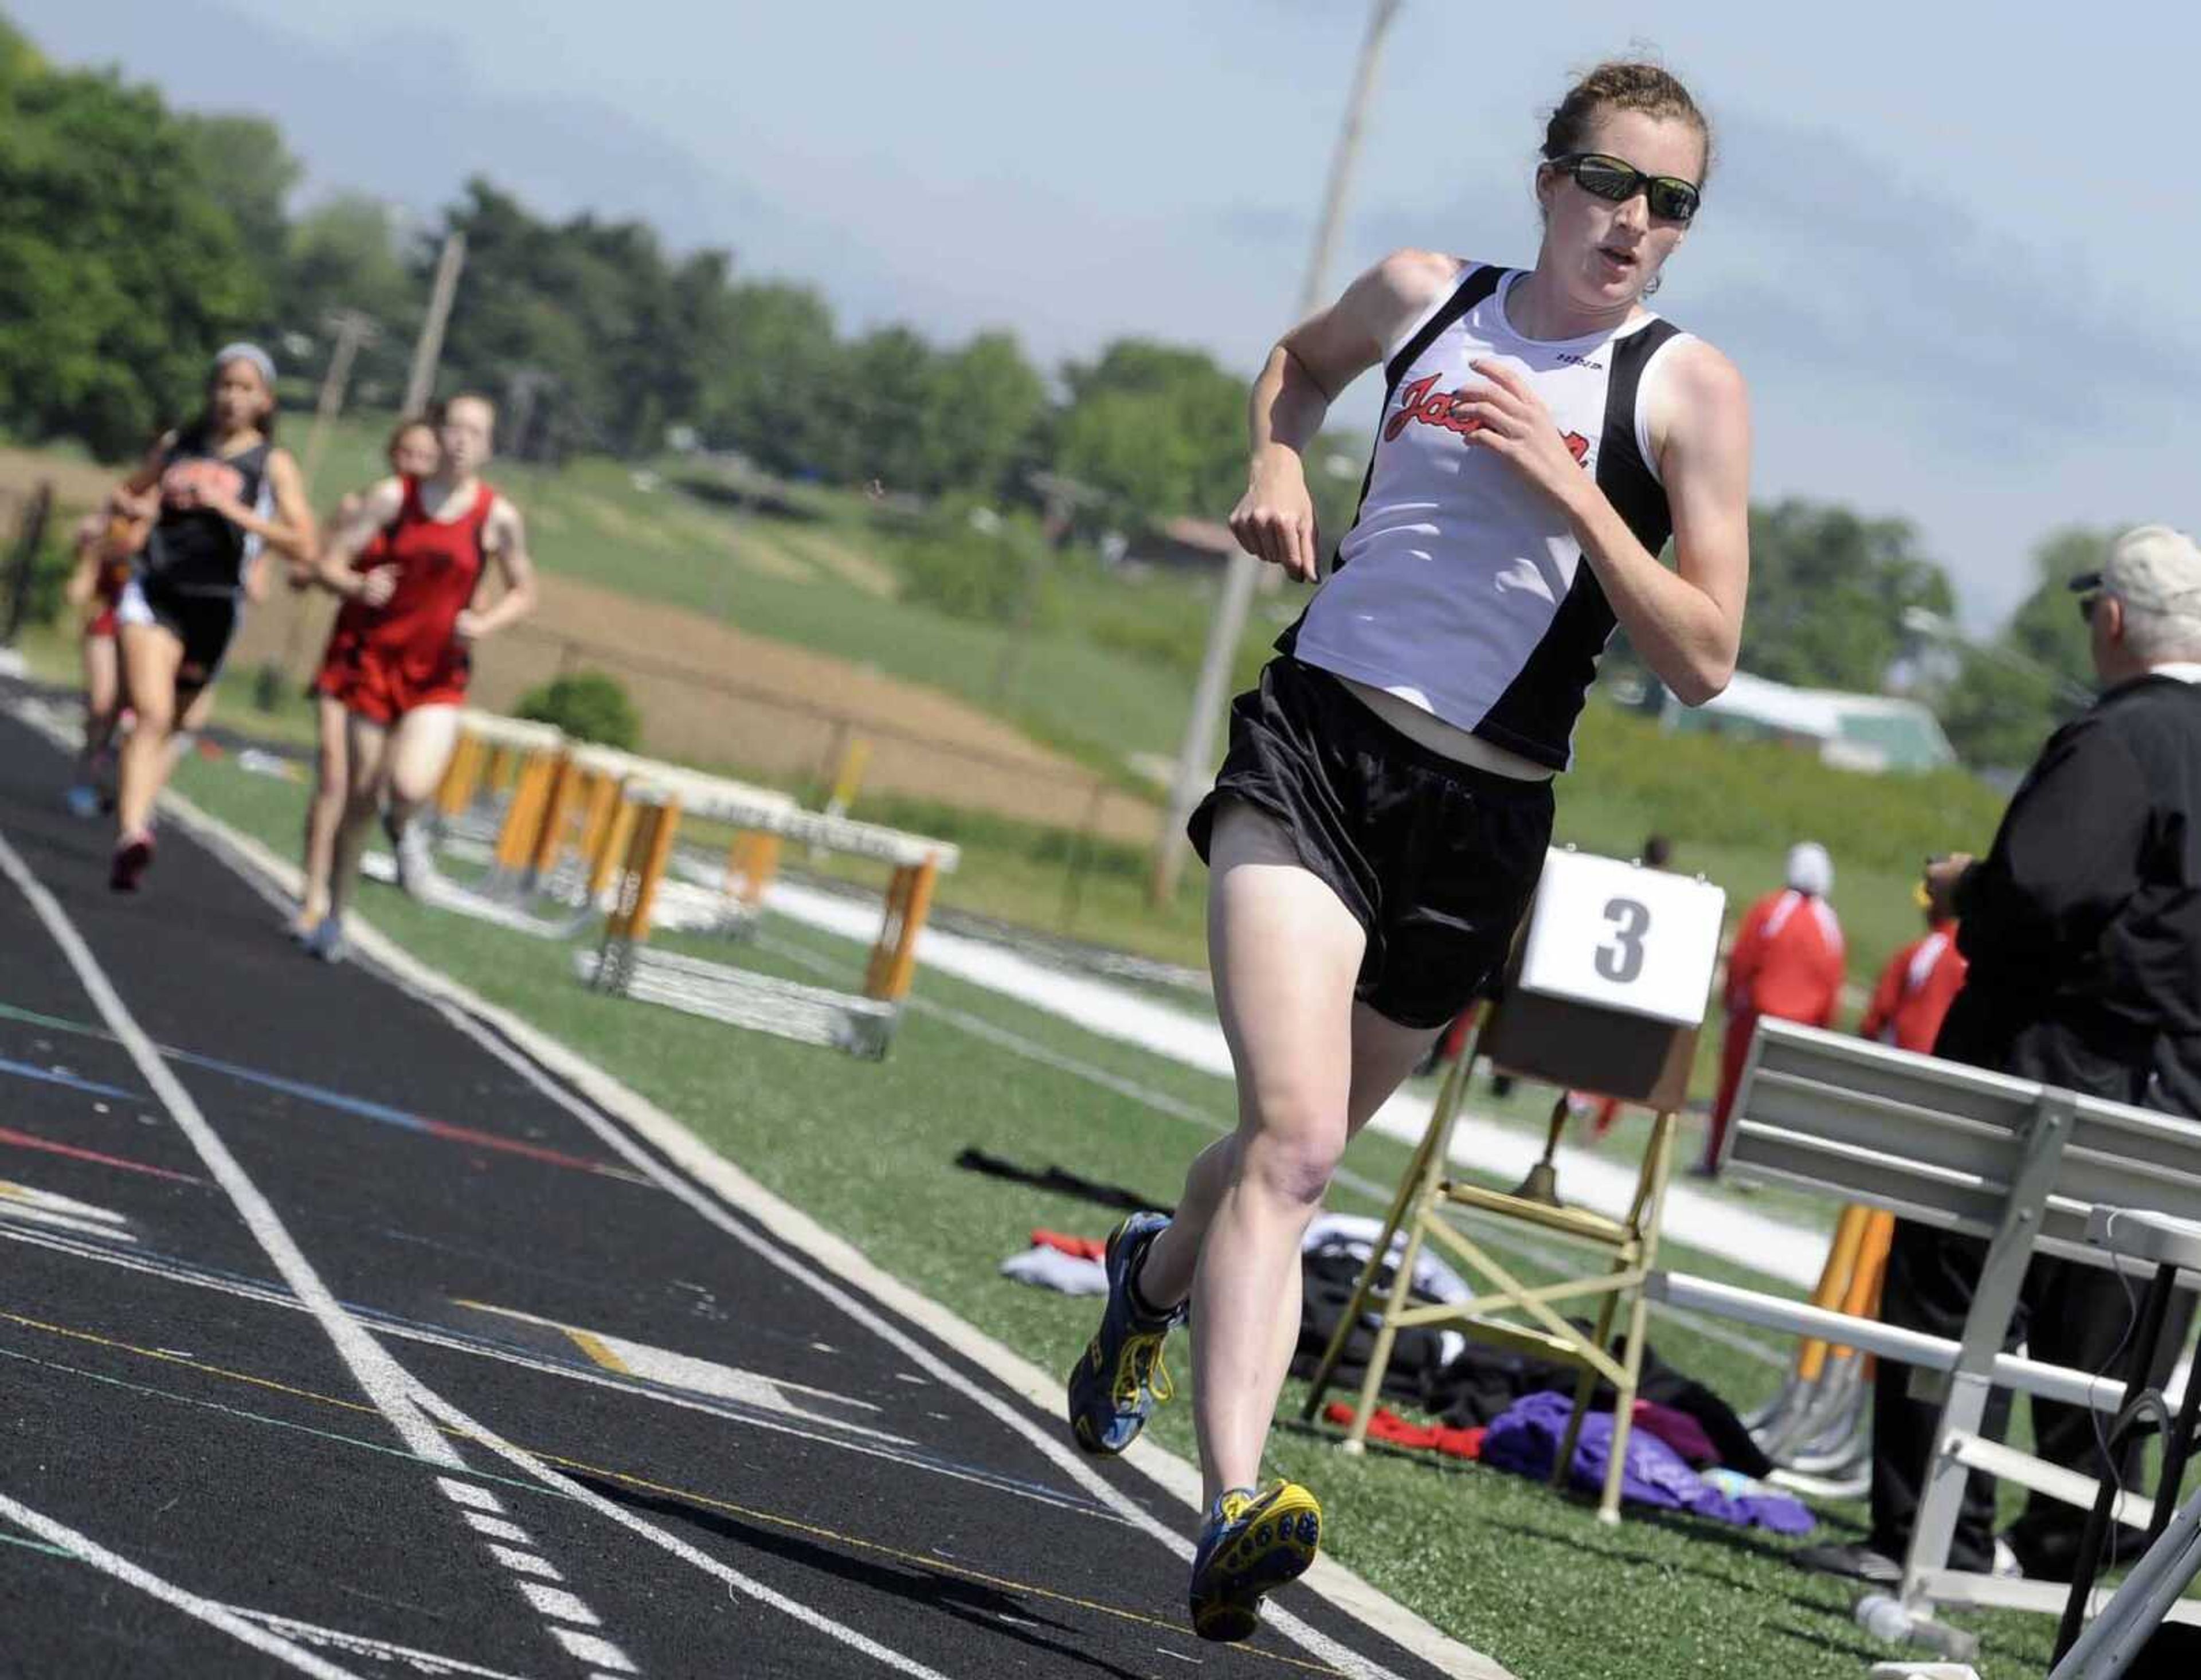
left=1384, top=372, right=1591, bottom=464
left=159, top=458, right=247, bottom=508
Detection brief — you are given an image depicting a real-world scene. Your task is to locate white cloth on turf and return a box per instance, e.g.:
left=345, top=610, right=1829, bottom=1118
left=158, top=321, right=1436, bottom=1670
left=998, top=1245, right=1107, bottom=1297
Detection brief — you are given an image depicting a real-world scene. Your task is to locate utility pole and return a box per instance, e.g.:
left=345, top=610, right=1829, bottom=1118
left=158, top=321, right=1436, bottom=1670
left=1149, top=0, right=1403, bottom=902
left=402, top=230, right=468, bottom=417
left=300, top=308, right=379, bottom=494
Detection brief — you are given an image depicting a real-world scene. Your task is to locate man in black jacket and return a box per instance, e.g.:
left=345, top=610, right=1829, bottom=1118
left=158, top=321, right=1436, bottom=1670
left=1803, top=523, right=2201, bottom=1585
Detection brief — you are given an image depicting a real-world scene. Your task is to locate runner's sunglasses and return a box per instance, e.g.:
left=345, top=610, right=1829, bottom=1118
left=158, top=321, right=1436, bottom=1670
left=1548, top=153, right=1702, bottom=225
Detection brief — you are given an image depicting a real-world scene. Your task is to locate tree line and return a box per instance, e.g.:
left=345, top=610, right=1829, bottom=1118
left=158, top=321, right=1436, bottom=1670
left=0, top=14, right=2102, bottom=769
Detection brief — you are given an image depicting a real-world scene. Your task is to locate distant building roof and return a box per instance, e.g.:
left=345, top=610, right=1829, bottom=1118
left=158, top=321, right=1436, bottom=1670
left=1662, top=669, right=1956, bottom=773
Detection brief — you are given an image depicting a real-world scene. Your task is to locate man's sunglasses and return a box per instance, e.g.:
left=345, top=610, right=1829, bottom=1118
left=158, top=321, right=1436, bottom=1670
left=1549, top=152, right=1702, bottom=225
left=2072, top=570, right=2106, bottom=625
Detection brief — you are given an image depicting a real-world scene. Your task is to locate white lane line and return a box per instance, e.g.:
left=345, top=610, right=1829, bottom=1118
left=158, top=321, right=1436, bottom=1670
left=410, top=1385, right=955, bottom=1680
left=489, top=1545, right=562, bottom=1581
left=0, top=1490, right=364, bottom=1679
left=0, top=828, right=460, bottom=1472
left=412, top=987, right=1411, bottom=1680
left=462, top=1512, right=534, bottom=1545
left=551, top=1629, right=636, bottom=1673
left=437, top=1478, right=506, bottom=1514
left=0, top=1203, right=141, bottom=1242
left=515, top=1580, right=598, bottom=1624
left=228, top=1604, right=542, bottom=1679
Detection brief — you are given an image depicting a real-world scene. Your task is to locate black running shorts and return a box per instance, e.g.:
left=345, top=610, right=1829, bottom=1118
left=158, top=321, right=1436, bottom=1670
left=118, top=576, right=241, bottom=692
left=1188, top=657, right=1553, bottom=1030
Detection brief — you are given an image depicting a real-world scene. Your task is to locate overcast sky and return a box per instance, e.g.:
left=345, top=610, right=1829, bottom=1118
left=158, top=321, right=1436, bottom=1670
left=28, top=0, right=2201, bottom=628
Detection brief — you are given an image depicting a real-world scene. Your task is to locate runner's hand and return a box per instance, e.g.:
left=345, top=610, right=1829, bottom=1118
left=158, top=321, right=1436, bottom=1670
left=1229, top=447, right=1321, bottom=582
left=356, top=567, right=397, bottom=608
left=1923, top=853, right=1975, bottom=900
left=453, top=609, right=487, bottom=643
left=1456, top=359, right=1594, bottom=511
left=195, top=483, right=251, bottom=525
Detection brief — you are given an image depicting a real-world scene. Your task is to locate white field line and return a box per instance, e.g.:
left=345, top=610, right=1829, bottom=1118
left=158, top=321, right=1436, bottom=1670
left=763, top=878, right=1832, bottom=1293
left=131, top=782, right=1504, bottom=1679
left=0, top=809, right=951, bottom=1680
left=0, top=1490, right=365, bottom=1679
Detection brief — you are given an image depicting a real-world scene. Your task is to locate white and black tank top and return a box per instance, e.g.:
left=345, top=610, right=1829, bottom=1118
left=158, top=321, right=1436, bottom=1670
left=1286, top=263, right=1692, bottom=772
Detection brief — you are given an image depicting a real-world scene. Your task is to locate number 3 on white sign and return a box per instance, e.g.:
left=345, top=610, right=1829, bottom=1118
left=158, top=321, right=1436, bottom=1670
left=1515, top=849, right=1725, bottom=1026
left=1595, top=898, right=1650, bottom=984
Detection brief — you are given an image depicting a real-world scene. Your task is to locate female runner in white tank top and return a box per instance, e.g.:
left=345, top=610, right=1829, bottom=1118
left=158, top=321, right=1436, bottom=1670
left=1063, top=60, right=1751, bottom=1643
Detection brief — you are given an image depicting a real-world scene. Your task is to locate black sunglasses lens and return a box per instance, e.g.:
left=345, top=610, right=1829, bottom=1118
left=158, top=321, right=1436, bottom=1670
left=1648, top=180, right=1701, bottom=222
left=2078, top=594, right=2101, bottom=625
left=1571, top=157, right=1637, bottom=203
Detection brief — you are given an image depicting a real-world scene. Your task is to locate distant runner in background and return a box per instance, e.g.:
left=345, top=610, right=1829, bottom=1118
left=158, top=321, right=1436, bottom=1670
left=107, top=343, right=316, bottom=892
left=1858, top=864, right=1967, bottom=1053
left=60, top=500, right=150, bottom=817
left=1698, top=840, right=1844, bottom=1174
left=291, top=415, right=442, bottom=938
left=307, top=394, right=535, bottom=961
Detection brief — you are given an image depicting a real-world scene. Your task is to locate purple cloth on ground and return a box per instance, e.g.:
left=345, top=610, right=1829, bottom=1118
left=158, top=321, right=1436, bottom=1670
left=1482, top=1392, right=1814, bottom=1534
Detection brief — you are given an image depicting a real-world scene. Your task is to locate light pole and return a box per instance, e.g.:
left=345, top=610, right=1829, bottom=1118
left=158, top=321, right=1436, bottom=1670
left=1149, top=0, right=1404, bottom=902
left=1900, top=605, right=2095, bottom=708
left=402, top=230, right=467, bottom=417
left=300, top=308, right=379, bottom=495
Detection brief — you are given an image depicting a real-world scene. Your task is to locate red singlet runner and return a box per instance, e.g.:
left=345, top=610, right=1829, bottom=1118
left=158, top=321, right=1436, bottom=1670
left=316, top=477, right=493, bottom=723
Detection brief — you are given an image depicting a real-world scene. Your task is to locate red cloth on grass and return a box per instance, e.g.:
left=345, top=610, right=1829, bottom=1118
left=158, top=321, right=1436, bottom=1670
left=1322, top=1401, right=1485, bottom=1461
left=1031, top=1229, right=1107, bottom=1262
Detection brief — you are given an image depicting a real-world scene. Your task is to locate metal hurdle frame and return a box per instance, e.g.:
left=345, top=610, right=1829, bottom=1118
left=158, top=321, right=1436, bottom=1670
left=586, top=780, right=958, bottom=1059
left=432, top=711, right=569, bottom=868
left=1656, top=1018, right=2201, bottom=1660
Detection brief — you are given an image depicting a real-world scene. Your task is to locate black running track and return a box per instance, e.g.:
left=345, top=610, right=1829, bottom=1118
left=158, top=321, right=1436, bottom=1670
left=0, top=707, right=1468, bottom=1680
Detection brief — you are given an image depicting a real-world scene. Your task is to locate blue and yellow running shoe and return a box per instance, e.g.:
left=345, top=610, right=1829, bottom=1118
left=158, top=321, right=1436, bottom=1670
left=1066, top=1211, right=1183, bottom=1455
left=1188, top=1481, right=1323, bottom=1643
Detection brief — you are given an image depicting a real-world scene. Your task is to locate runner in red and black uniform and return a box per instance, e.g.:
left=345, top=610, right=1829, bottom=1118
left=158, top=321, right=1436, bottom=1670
left=291, top=415, right=441, bottom=936
left=60, top=503, right=150, bottom=817
left=108, top=344, right=317, bottom=891
left=306, top=393, right=535, bottom=960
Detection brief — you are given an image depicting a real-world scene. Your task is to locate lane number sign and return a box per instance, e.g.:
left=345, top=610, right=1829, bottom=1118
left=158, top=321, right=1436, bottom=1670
left=1515, top=847, right=1726, bottom=1026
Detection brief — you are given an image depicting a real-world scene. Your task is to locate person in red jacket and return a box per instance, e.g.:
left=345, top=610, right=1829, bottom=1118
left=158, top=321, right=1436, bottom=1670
left=1859, top=869, right=1967, bottom=1054
left=1699, top=840, right=1845, bottom=1173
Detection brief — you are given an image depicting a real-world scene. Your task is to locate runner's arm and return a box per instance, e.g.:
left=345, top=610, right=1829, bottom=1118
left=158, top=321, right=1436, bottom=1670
left=198, top=449, right=318, bottom=565
left=311, top=479, right=405, bottom=600
left=1578, top=342, right=1749, bottom=704
left=112, top=433, right=176, bottom=512
left=1232, top=249, right=1463, bottom=581
left=62, top=520, right=103, bottom=610
left=455, top=498, right=537, bottom=641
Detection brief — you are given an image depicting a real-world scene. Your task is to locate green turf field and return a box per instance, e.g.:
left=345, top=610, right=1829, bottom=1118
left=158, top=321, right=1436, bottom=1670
left=151, top=742, right=2097, bottom=1680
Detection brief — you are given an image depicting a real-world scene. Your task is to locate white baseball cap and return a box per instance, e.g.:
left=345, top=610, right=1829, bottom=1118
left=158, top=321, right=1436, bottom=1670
left=2070, top=524, right=2201, bottom=617
left=1785, top=841, right=1832, bottom=897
